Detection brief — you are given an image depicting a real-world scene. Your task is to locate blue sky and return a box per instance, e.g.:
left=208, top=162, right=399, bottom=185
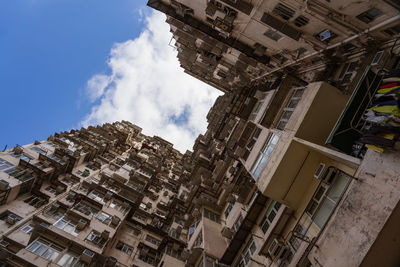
left=0, top=0, right=146, bottom=148
left=0, top=1, right=220, bottom=152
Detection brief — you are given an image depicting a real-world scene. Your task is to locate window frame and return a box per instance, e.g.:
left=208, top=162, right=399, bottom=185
left=250, top=133, right=280, bottom=180
left=276, top=87, right=305, bottom=130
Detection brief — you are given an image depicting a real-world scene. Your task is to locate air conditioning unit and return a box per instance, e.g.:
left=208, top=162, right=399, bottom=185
left=314, top=163, right=325, bottom=179
left=111, top=215, right=120, bottom=226
left=268, top=239, right=284, bottom=258
left=101, top=230, right=110, bottom=239
left=6, top=215, right=17, bottom=225
left=56, top=185, right=64, bottom=194
left=221, top=226, right=233, bottom=239
left=80, top=249, right=95, bottom=264
left=0, top=180, right=9, bottom=191
left=77, top=219, right=87, bottom=230
left=13, top=146, right=23, bottom=155
left=0, top=240, right=9, bottom=248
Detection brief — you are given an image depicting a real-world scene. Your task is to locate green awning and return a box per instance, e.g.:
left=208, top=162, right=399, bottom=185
left=326, top=66, right=382, bottom=154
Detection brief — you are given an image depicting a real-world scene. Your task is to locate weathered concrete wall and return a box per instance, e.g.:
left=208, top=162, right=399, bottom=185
left=308, top=146, right=400, bottom=267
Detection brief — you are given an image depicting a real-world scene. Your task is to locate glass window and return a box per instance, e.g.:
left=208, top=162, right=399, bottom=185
left=145, top=235, right=161, bottom=246
left=224, top=200, right=236, bottom=218
left=21, top=223, right=34, bottom=234
left=30, top=146, right=47, bottom=155
left=115, top=241, right=133, bottom=255
left=250, top=133, right=280, bottom=180
left=307, top=169, right=351, bottom=228
left=88, top=190, right=104, bottom=203
left=54, top=217, right=79, bottom=237
left=259, top=200, right=282, bottom=234
left=0, top=158, right=13, bottom=171
left=27, top=238, right=63, bottom=261
left=276, top=87, right=304, bottom=130
left=96, top=212, right=111, bottom=225
left=86, top=231, right=107, bottom=247
left=57, top=251, right=86, bottom=267
left=237, top=237, right=257, bottom=267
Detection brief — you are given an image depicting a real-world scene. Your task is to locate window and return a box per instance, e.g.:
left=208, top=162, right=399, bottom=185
left=317, top=29, right=337, bottom=43
left=273, top=3, right=295, bottom=20
left=54, top=217, right=79, bottom=237
left=21, top=223, right=34, bottom=234
left=237, top=237, right=257, bottom=267
left=0, top=212, right=22, bottom=223
left=30, top=146, right=47, bottom=155
left=289, top=224, right=305, bottom=252
left=250, top=133, right=280, bottom=179
left=116, top=241, right=133, bottom=255
left=244, top=128, right=261, bottom=160
left=145, top=235, right=161, bottom=246
left=48, top=154, right=66, bottom=165
left=203, top=208, right=220, bottom=223
left=24, top=195, right=46, bottom=208
left=0, top=188, right=9, bottom=205
left=57, top=251, right=86, bottom=267
left=169, top=228, right=181, bottom=239
left=338, top=61, right=358, bottom=84
left=306, top=169, right=351, bottom=228
left=86, top=231, right=107, bottom=247
left=224, top=200, right=236, bottom=218
left=138, top=248, right=156, bottom=265
left=110, top=199, right=128, bottom=214
left=383, top=24, right=400, bottom=36
left=233, top=214, right=243, bottom=233
left=189, top=220, right=200, bottom=239
left=45, top=186, right=58, bottom=195
left=96, top=212, right=112, bottom=225
left=259, top=201, right=282, bottom=234
left=8, top=151, right=33, bottom=162
left=133, top=212, right=147, bottom=222
left=264, top=29, right=282, bottom=41
left=6, top=167, right=34, bottom=185
left=276, top=87, right=305, bottom=130
left=74, top=201, right=99, bottom=217
left=125, top=224, right=141, bottom=236
left=249, top=92, right=268, bottom=122
left=294, top=15, right=309, bottom=27
left=26, top=237, right=63, bottom=261
left=193, top=230, right=203, bottom=247
left=357, top=8, right=383, bottom=23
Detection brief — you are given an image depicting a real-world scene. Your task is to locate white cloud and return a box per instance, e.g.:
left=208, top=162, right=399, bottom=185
left=86, top=74, right=111, bottom=102
left=81, top=10, right=222, bottom=152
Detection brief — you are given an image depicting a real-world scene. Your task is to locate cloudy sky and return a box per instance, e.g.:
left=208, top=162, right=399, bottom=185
left=0, top=1, right=221, bottom=153
left=81, top=11, right=222, bottom=152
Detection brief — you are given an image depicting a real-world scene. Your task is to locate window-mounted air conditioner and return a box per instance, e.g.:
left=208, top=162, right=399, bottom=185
left=111, top=215, right=120, bottom=226
left=314, top=163, right=325, bottom=179
left=6, top=215, right=17, bottom=225
left=77, top=219, right=87, bottom=230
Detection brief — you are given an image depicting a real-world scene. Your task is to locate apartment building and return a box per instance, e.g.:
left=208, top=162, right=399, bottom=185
left=0, top=121, right=194, bottom=267
left=143, top=1, right=400, bottom=267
